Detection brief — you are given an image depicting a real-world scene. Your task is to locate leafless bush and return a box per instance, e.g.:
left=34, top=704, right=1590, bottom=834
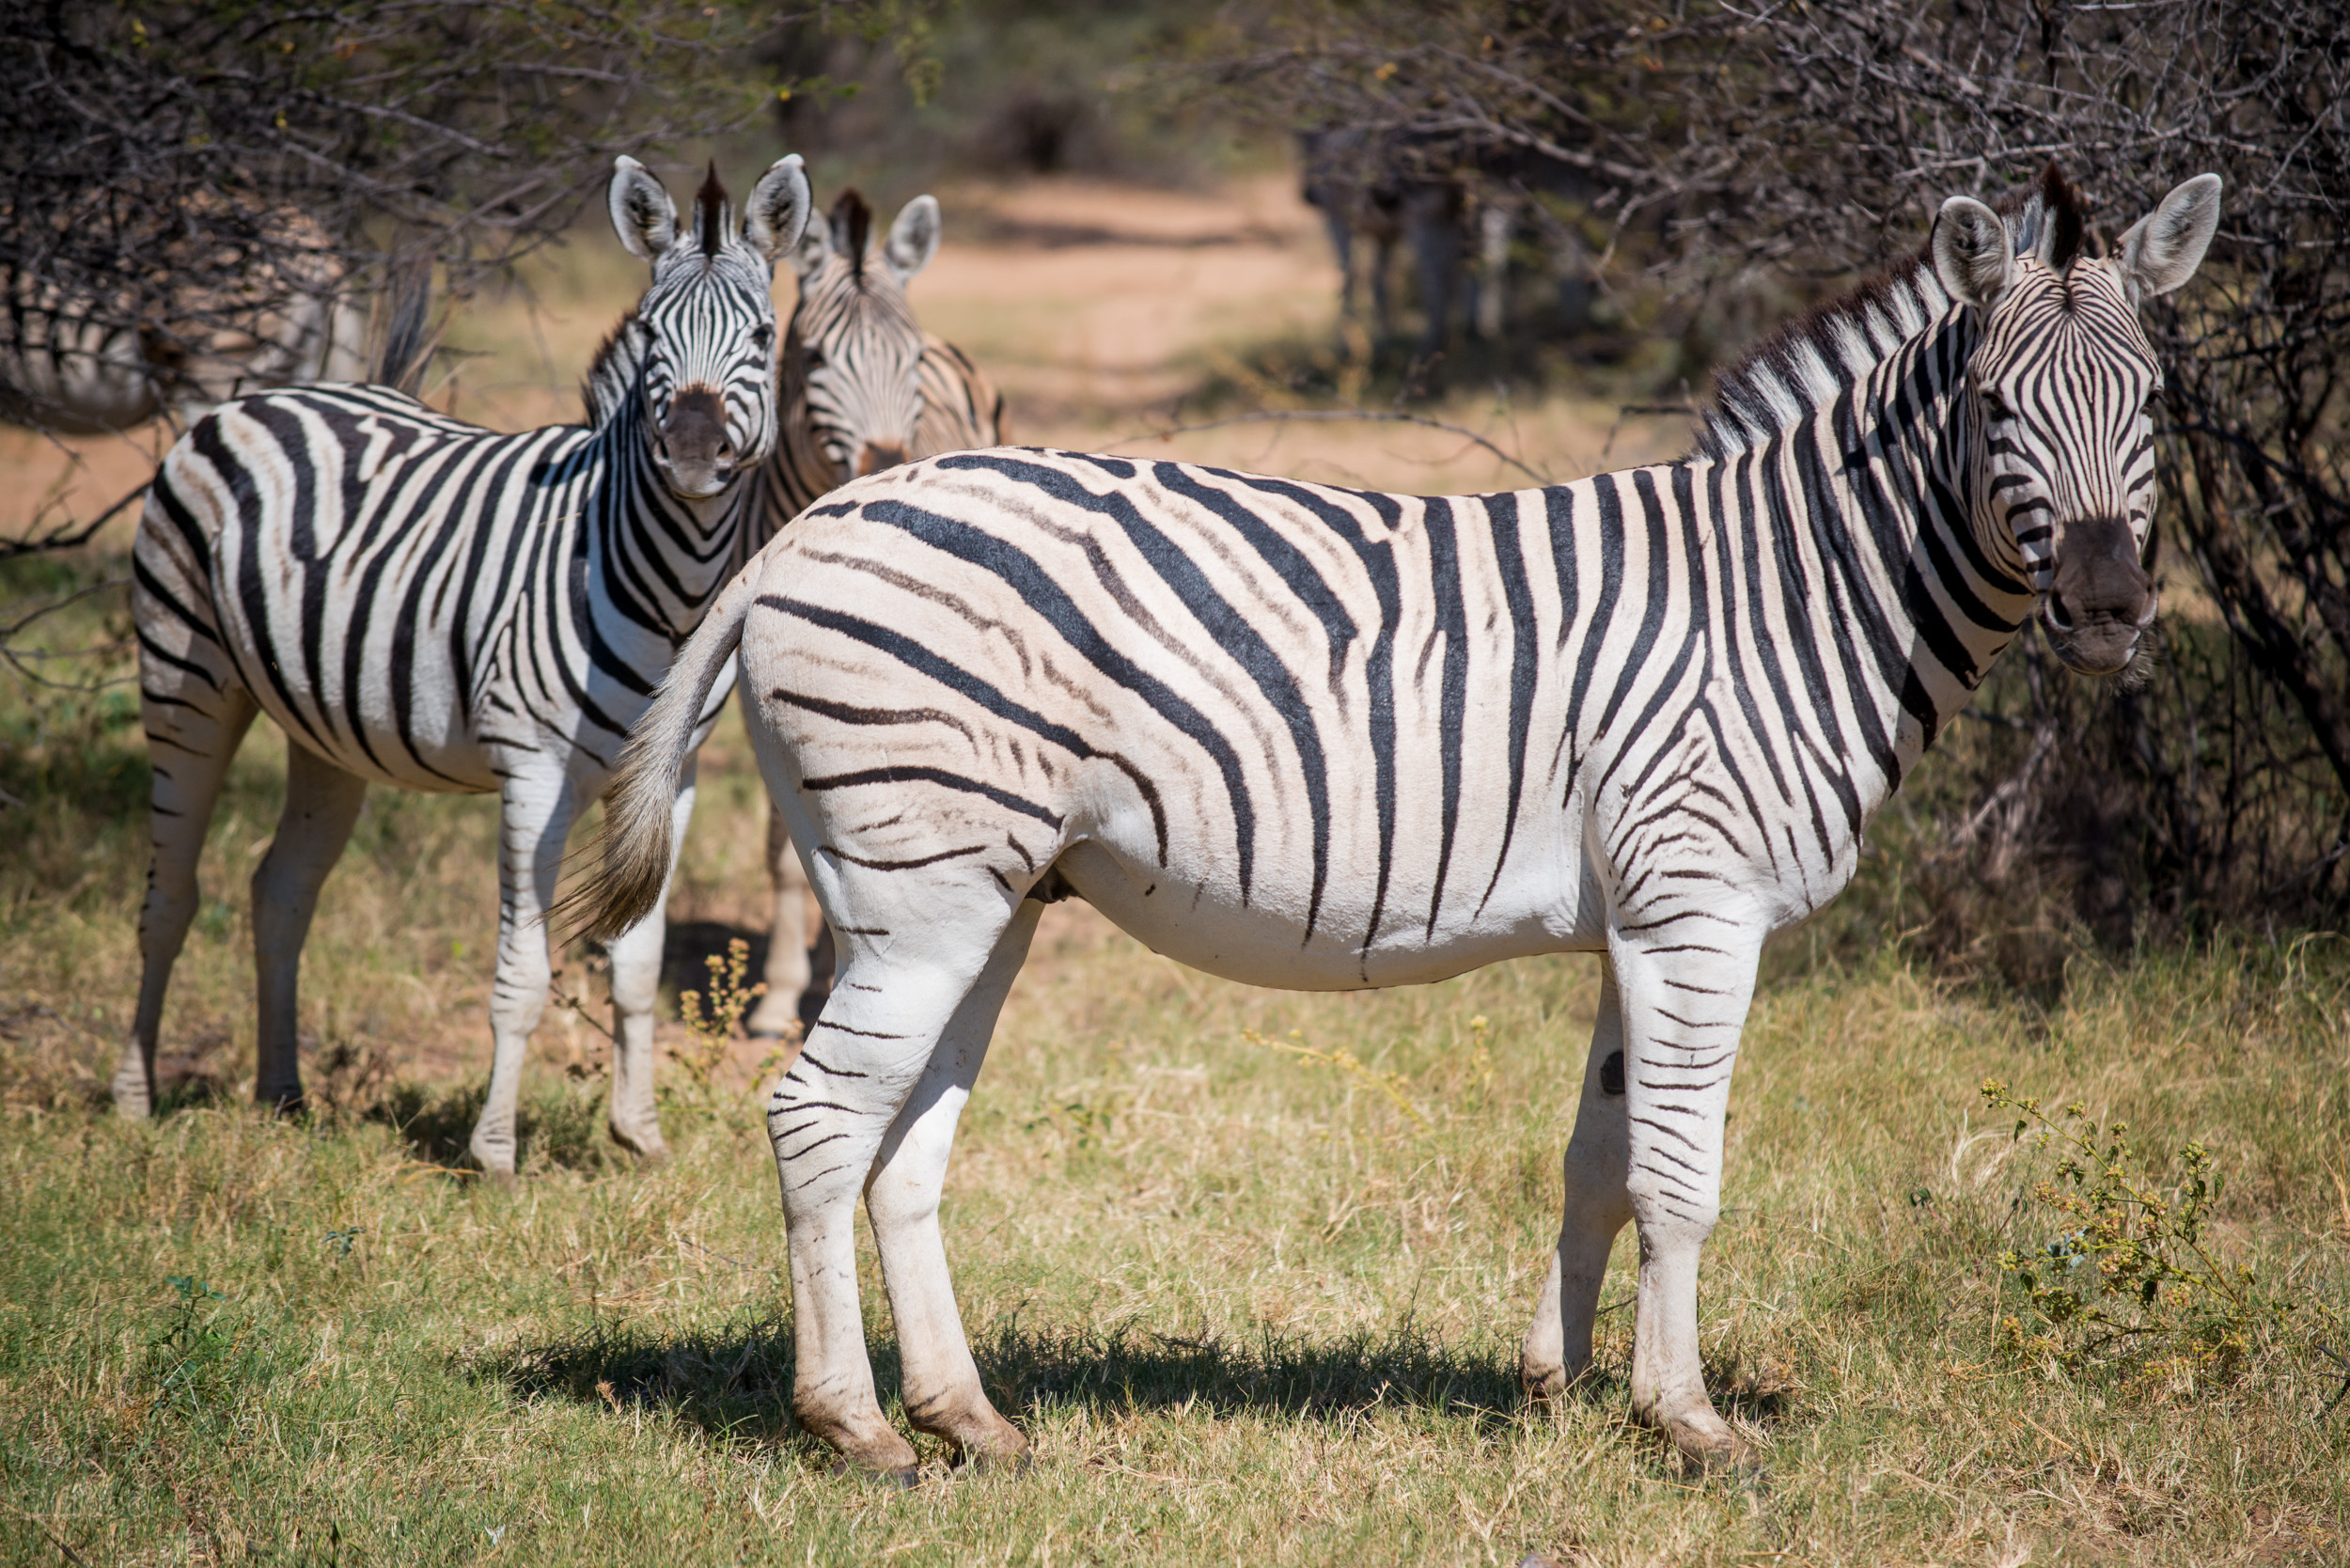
left=1185, top=0, right=2350, bottom=931
left=0, top=1, right=940, bottom=445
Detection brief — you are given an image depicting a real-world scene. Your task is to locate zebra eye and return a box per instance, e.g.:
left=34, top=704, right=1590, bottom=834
left=805, top=347, right=825, bottom=369
left=1979, top=388, right=2014, bottom=422
left=749, top=323, right=774, bottom=350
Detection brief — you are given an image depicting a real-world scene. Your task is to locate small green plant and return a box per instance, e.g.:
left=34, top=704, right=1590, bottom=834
left=144, top=1276, right=236, bottom=1419
left=1982, top=1079, right=2289, bottom=1390
left=671, top=938, right=763, bottom=1105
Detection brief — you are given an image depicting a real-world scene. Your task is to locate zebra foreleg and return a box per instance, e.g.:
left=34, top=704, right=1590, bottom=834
left=249, top=743, right=369, bottom=1110
left=768, top=876, right=1020, bottom=1482
left=1521, top=959, right=1634, bottom=1401
left=746, top=803, right=813, bottom=1039
left=1609, top=922, right=1764, bottom=1472
left=602, top=759, right=697, bottom=1164
left=469, top=771, right=579, bottom=1181
left=865, top=899, right=1042, bottom=1472
left=118, top=685, right=258, bottom=1118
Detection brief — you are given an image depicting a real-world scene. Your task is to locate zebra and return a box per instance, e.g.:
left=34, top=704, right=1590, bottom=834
left=115, top=156, right=814, bottom=1183
left=572, top=164, right=2221, bottom=1476
left=3, top=195, right=368, bottom=434
left=742, top=185, right=1006, bottom=1038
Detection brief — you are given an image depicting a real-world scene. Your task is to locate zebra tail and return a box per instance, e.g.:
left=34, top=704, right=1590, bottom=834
left=564, top=562, right=761, bottom=945
left=370, top=260, right=437, bottom=395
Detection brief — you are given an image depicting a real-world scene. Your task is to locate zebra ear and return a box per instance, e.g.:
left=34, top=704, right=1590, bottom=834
left=884, top=196, right=941, bottom=283
left=609, top=157, right=679, bottom=264
left=2117, top=174, right=2222, bottom=305
left=744, top=155, right=812, bottom=263
left=788, top=199, right=832, bottom=281
left=1931, top=196, right=2013, bottom=308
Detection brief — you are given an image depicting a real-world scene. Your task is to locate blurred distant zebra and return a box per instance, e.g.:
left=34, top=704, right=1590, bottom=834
left=574, top=165, right=2221, bottom=1477
left=1, top=197, right=367, bottom=434
left=743, top=186, right=1006, bottom=1037
left=117, top=157, right=813, bottom=1181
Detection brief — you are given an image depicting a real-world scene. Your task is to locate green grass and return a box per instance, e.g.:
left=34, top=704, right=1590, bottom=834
left=6, top=556, right=2349, bottom=1564
left=4, top=661, right=2348, bottom=1562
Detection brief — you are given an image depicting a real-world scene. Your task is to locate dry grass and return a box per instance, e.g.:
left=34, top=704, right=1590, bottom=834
left=3, top=175, right=2345, bottom=1565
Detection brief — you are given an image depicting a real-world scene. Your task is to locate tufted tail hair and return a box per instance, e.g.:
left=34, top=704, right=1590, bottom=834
left=558, top=551, right=764, bottom=944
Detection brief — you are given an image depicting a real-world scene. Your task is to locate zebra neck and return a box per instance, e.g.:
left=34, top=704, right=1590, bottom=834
left=1790, top=310, right=2034, bottom=800
left=581, top=385, right=760, bottom=643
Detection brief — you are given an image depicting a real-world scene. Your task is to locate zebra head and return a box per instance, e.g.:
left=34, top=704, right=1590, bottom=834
left=608, top=154, right=812, bottom=500
left=782, top=188, right=940, bottom=486
left=1932, top=165, right=2222, bottom=677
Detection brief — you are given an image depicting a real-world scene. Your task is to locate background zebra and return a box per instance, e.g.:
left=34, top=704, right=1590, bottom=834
left=575, top=161, right=2220, bottom=1477
left=118, top=156, right=813, bottom=1182
left=743, top=186, right=1006, bottom=1038
left=2, top=196, right=368, bottom=435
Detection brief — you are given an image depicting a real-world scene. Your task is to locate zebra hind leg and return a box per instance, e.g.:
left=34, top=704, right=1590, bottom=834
left=1521, top=959, right=1634, bottom=1401
left=745, top=803, right=812, bottom=1039
left=866, top=899, right=1044, bottom=1472
left=768, top=870, right=1026, bottom=1482
left=119, top=682, right=258, bottom=1118
left=1608, top=923, right=1765, bottom=1473
left=249, top=742, right=370, bottom=1110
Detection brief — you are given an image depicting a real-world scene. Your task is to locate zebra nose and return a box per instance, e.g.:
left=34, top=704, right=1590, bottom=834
left=657, top=387, right=736, bottom=495
left=856, top=442, right=908, bottom=478
left=2044, top=514, right=2155, bottom=675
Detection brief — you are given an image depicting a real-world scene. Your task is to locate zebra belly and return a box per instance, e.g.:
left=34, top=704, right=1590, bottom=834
left=1053, top=838, right=1601, bottom=989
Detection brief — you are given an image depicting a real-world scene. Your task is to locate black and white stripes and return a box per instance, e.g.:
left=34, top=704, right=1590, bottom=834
left=117, top=156, right=813, bottom=1180
left=576, top=164, right=2221, bottom=1478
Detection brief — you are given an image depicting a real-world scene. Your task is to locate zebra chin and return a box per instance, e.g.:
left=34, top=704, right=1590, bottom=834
left=2041, top=604, right=2154, bottom=680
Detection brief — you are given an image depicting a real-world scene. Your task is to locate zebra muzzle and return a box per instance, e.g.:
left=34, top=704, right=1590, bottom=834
left=655, top=385, right=737, bottom=496
left=2043, top=513, right=2156, bottom=676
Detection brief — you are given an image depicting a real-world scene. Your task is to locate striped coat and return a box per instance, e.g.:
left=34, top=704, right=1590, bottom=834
left=118, top=158, right=813, bottom=1181
left=577, top=165, right=2221, bottom=1477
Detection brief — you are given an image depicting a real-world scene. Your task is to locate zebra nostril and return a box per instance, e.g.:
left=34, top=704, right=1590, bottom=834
left=2044, top=593, right=2076, bottom=632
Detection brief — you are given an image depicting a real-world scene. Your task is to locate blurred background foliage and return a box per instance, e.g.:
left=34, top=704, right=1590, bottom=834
left=5, top=0, right=2348, bottom=968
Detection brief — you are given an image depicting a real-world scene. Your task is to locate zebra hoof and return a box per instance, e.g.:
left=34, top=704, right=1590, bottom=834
left=1664, top=1411, right=1757, bottom=1478
left=950, top=1446, right=1032, bottom=1480
left=466, top=1132, right=519, bottom=1185
left=829, top=1456, right=921, bottom=1490
left=608, top=1124, right=669, bottom=1166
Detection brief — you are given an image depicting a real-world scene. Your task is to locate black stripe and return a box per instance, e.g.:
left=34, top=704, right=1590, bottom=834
left=1476, top=492, right=1538, bottom=916
left=801, top=765, right=1063, bottom=827
left=762, top=594, right=1168, bottom=863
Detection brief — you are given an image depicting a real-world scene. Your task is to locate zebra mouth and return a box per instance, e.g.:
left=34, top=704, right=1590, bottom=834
left=2040, top=594, right=2156, bottom=678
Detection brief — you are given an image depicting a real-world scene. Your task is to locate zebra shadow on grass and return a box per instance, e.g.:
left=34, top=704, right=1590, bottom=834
left=471, top=1310, right=1792, bottom=1455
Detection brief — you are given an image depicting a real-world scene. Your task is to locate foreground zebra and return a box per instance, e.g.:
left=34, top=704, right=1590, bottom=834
left=745, top=186, right=1007, bottom=1036
left=574, top=165, right=2220, bottom=1474
left=117, top=157, right=813, bottom=1179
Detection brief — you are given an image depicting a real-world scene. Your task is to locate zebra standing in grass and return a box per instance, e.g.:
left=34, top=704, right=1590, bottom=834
left=118, top=157, right=813, bottom=1181
left=575, top=165, right=2219, bottom=1477
left=742, top=186, right=1006, bottom=1037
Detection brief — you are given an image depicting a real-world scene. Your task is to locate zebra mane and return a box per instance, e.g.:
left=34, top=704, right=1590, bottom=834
left=696, top=163, right=731, bottom=259
left=581, top=308, right=649, bottom=429
left=831, top=190, right=872, bottom=281
left=1697, top=164, right=2089, bottom=459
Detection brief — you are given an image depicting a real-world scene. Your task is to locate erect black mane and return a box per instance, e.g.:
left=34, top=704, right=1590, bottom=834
left=696, top=161, right=729, bottom=257
left=831, top=188, right=872, bottom=279
left=1698, top=162, right=2092, bottom=459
